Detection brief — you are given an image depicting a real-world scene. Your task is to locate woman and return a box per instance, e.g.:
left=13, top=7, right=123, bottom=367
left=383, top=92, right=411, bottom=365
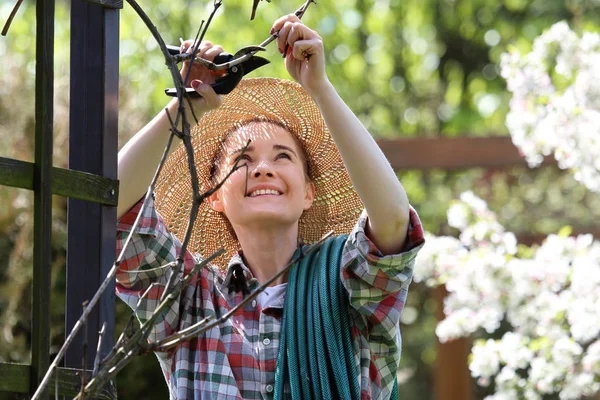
left=116, top=14, right=424, bottom=399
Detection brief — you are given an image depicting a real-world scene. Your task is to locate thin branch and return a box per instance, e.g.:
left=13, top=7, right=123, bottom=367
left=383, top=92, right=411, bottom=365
left=125, top=261, right=177, bottom=274
left=30, top=9, right=185, bottom=394
left=174, top=0, right=315, bottom=70
left=159, top=138, right=250, bottom=303
left=93, top=322, right=107, bottom=377
left=157, top=3, right=226, bottom=303
left=32, top=1, right=318, bottom=398
left=153, top=231, right=333, bottom=352
left=81, top=251, right=224, bottom=396
left=1, top=0, right=24, bottom=36
left=80, top=301, right=89, bottom=400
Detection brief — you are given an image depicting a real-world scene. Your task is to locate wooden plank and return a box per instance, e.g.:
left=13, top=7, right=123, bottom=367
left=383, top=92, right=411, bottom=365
left=517, top=227, right=600, bottom=246
left=0, top=157, right=119, bottom=206
left=66, top=0, right=118, bottom=372
left=0, top=363, right=116, bottom=399
left=377, top=136, right=555, bottom=170
left=0, top=362, right=29, bottom=392
left=433, top=286, right=473, bottom=400
left=31, top=0, right=55, bottom=395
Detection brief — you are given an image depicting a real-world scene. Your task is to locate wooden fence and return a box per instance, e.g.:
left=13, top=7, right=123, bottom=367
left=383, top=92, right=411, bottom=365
left=0, top=0, right=121, bottom=397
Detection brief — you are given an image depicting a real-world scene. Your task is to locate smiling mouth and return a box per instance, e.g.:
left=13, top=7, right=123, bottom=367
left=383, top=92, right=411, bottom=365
left=248, top=189, right=283, bottom=197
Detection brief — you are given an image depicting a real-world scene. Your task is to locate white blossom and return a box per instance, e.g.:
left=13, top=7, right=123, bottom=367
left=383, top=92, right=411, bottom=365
left=415, top=191, right=600, bottom=398
left=470, top=339, right=501, bottom=380
left=501, top=21, right=600, bottom=192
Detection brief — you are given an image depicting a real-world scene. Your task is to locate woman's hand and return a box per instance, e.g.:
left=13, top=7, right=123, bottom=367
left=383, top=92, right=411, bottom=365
left=178, top=39, right=224, bottom=115
left=271, top=15, right=330, bottom=95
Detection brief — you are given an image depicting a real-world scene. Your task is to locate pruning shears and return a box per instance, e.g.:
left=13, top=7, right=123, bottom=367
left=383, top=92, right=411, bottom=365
left=164, top=45, right=270, bottom=97
left=164, top=0, right=315, bottom=98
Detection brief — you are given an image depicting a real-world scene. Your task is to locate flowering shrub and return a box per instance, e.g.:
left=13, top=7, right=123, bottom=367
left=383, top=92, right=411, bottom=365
left=414, top=191, right=600, bottom=399
left=500, top=21, right=600, bottom=193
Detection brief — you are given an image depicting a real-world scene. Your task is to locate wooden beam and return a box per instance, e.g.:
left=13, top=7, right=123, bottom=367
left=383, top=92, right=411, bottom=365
left=433, top=286, right=473, bottom=400
left=517, top=228, right=600, bottom=246
left=0, top=157, right=119, bottom=206
left=377, top=136, right=555, bottom=170
left=31, top=0, right=55, bottom=395
left=0, top=362, right=116, bottom=399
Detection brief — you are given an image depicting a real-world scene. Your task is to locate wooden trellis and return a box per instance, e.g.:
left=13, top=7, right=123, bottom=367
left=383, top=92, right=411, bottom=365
left=0, top=0, right=121, bottom=397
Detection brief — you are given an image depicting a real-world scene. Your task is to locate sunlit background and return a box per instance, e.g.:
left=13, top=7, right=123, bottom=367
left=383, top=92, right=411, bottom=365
left=1, top=0, right=600, bottom=398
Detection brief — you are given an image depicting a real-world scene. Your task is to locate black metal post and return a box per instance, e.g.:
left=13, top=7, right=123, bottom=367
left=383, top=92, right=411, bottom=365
left=66, top=0, right=119, bottom=372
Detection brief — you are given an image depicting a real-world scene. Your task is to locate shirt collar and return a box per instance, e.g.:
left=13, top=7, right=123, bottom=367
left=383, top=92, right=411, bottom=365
left=219, top=251, right=259, bottom=295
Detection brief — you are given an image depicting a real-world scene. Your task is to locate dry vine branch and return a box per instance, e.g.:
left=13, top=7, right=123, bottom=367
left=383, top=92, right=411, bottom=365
left=1, top=0, right=24, bottom=36
left=77, top=231, right=332, bottom=399
left=76, top=252, right=223, bottom=398
left=174, top=0, right=315, bottom=71
left=153, top=231, right=332, bottom=352
left=30, top=0, right=318, bottom=398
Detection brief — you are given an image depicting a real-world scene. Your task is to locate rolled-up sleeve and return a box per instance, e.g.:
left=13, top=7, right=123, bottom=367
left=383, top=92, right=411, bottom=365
left=341, top=206, right=425, bottom=339
left=116, top=196, right=198, bottom=342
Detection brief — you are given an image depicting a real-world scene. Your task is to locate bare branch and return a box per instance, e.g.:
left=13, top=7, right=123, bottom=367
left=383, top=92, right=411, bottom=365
left=80, top=250, right=224, bottom=396
left=32, top=1, right=318, bottom=398
left=153, top=231, right=333, bottom=352
left=80, top=301, right=89, bottom=400
left=1, top=0, right=24, bottom=36
left=175, top=0, right=315, bottom=71
left=93, top=322, right=107, bottom=377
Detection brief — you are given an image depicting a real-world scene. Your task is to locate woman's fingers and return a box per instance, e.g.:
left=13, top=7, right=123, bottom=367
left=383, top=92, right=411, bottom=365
left=197, top=83, right=222, bottom=109
left=203, top=45, right=224, bottom=61
left=271, top=13, right=301, bottom=35
left=180, top=40, right=224, bottom=61
left=181, top=39, right=213, bottom=55
left=190, top=80, right=222, bottom=111
left=276, top=21, right=321, bottom=59
left=287, top=24, right=321, bottom=58
left=179, top=40, right=225, bottom=85
left=292, top=39, right=322, bottom=61
left=276, top=21, right=294, bottom=54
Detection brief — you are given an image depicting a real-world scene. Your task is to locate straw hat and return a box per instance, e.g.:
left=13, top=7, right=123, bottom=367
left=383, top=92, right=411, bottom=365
left=154, top=77, right=363, bottom=267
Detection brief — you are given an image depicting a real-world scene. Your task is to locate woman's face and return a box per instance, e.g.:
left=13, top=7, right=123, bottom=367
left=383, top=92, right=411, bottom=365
left=208, top=121, right=315, bottom=231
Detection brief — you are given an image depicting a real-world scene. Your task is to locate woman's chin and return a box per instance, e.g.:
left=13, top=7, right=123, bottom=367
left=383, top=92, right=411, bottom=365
left=235, top=208, right=300, bottom=228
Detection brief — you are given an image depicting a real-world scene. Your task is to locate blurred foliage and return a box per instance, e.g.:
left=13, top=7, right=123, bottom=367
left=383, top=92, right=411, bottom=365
left=1, top=0, right=600, bottom=398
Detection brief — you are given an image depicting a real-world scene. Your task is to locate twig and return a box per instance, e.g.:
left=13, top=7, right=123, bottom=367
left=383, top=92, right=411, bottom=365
left=31, top=190, right=156, bottom=399
left=80, top=251, right=224, bottom=396
left=153, top=230, right=333, bottom=351
left=92, top=322, right=107, bottom=377
left=158, top=138, right=250, bottom=303
left=1, top=0, right=24, bottom=36
left=32, top=0, right=318, bottom=397
left=174, top=0, right=316, bottom=70
left=80, top=301, right=89, bottom=400
left=125, top=261, right=177, bottom=274
left=33, top=0, right=230, bottom=392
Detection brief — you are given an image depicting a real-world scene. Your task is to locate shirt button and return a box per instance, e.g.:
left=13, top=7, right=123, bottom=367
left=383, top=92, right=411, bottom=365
left=263, top=338, right=271, bottom=346
left=251, top=300, right=257, bottom=307
left=266, top=384, right=274, bottom=393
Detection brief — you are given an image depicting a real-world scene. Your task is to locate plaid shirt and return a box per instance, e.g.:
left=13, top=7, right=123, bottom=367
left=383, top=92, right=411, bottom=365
left=116, top=197, right=424, bottom=399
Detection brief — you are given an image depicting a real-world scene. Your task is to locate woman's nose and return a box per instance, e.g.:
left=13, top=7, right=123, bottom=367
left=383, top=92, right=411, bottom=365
left=252, top=160, right=274, bottom=178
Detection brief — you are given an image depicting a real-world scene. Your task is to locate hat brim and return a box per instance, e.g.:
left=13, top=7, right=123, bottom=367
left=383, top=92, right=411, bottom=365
left=154, top=78, right=363, bottom=268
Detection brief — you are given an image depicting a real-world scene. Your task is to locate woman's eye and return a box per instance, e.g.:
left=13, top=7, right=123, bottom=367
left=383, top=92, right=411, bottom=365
left=277, top=153, right=291, bottom=160
left=239, top=154, right=252, bottom=161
